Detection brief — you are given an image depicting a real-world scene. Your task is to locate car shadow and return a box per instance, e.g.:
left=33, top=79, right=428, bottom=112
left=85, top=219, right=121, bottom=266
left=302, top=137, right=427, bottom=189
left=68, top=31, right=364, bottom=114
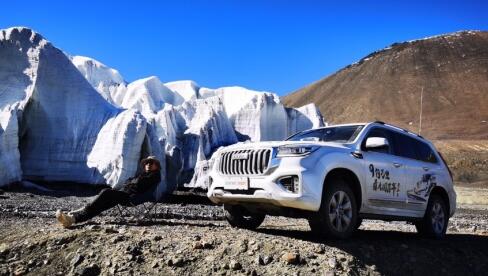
left=255, top=227, right=488, bottom=275
left=72, top=218, right=226, bottom=229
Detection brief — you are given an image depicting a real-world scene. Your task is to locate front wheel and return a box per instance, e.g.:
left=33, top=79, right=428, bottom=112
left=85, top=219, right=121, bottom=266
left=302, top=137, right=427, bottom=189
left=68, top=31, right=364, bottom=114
left=308, top=179, right=358, bottom=239
left=415, top=194, right=448, bottom=239
left=223, top=204, right=265, bottom=230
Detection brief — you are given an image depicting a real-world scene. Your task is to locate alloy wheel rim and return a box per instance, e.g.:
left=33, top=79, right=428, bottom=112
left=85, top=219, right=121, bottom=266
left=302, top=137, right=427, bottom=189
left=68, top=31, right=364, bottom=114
left=431, top=202, right=445, bottom=234
left=329, top=191, right=353, bottom=232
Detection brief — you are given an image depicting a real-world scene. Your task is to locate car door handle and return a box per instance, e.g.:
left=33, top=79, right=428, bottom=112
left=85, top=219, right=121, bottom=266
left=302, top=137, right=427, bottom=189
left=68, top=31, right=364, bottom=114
left=393, top=163, right=402, bottom=168
left=423, top=167, right=430, bottom=171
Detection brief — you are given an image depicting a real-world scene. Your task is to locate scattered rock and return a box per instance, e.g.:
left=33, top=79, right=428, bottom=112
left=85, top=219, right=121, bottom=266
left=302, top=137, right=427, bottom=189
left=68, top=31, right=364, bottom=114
left=74, top=264, right=101, bottom=276
left=314, top=244, right=326, bottom=254
left=327, top=257, right=337, bottom=269
left=13, top=266, right=27, bottom=276
left=0, top=244, right=9, bottom=256
left=166, top=259, right=174, bottom=266
left=256, top=255, right=264, bottom=265
left=126, top=254, right=135, bottom=262
left=87, top=225, right=101, bottom=231
left=173, top=258, right=184, bottom=267
left=239, top=240, right=248, bottom=253
left=263, top=255, right=273, bottom=265
left=153, top=235, right=162, bottom=241
left=193, top=242, right=204, bottom=249
left=230, top=260, right=242, bottom=270
left=126, top=245, right=142, bottom=256
left=202, top=241, right=213, bottom=249
left=71, top=254, right=85, bottom=268
left=136, top=255, right=145, bottom=264
left=55, top=236, right=75, bottom=245
left=104, top=228, right=119, bottom=234
left=111, top=236, right=124, bottom=244
left=256, top=255, right=273, bottom=265
left=104, top=259, right=112, bottom=267
left=282, top=252, right=300, bottom=265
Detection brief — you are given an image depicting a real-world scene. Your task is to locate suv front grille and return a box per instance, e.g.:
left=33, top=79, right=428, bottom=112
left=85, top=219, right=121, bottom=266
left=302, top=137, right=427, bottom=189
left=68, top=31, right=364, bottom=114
left=219, top=149, right=272, bottom=175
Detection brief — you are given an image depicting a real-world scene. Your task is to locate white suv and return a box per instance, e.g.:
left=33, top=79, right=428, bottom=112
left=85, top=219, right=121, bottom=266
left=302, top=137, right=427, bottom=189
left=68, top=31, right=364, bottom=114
left=207, top=122, right=456, bottom=239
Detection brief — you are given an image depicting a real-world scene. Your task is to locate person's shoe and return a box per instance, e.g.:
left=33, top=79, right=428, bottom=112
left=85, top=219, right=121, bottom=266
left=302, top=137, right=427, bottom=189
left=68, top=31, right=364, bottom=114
left=56, top=210, right=76, bottom=228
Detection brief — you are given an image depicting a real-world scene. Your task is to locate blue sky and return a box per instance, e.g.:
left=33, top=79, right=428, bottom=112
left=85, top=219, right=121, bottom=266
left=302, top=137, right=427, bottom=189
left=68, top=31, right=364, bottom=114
left=1, top=0, right=487, bottom=95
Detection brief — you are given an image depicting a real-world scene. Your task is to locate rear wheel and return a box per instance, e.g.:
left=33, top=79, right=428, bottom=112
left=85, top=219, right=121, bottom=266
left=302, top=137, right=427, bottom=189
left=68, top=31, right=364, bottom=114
left=308, top=179, right=358, bottom=239
left=354, top=218, right=363, bottom=231
left=416, top=194, right=448, bottom=239
left=223, top=204, right=265, bottom=230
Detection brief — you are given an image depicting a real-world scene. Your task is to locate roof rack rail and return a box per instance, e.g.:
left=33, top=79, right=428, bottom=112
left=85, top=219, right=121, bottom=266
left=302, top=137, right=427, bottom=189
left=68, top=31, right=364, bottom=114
left=398, top=127, right=424, bottom=139
left=374, top=121, right=425, bottom=140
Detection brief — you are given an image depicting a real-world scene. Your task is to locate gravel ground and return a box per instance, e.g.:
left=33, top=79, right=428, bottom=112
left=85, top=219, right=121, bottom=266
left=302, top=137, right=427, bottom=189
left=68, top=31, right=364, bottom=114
left=0, top=187, right=487, bottom=276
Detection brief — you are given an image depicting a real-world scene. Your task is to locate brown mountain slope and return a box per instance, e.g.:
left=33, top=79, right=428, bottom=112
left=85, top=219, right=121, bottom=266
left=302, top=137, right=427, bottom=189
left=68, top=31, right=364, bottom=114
left=283, top=31, right=488, bottom=139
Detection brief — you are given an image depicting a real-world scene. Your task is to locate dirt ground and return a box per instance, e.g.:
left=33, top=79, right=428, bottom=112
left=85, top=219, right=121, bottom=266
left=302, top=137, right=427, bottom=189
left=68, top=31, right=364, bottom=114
left=1, top=185, right=487, bottom=276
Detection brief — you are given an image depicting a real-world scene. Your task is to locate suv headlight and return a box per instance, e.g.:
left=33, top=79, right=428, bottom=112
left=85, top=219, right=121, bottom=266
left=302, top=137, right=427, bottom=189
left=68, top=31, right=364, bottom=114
left=276, top=146, right=319, bottom=157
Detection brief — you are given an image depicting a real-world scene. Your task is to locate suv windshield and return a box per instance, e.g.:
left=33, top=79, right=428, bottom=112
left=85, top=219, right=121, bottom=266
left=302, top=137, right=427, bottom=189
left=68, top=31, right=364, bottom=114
left=286, top=125, right=364, bottom=143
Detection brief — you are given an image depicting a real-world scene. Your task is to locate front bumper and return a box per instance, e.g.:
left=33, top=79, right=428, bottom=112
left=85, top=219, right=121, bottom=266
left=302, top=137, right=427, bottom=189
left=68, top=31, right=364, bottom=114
left=207, top=155, right=323, bottom=212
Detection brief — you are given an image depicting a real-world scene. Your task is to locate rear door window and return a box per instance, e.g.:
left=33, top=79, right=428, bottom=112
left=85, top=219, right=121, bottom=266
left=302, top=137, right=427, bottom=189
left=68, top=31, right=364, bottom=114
left=391, top=132, right=419, bottom=160
left=414, top=140, right=438, bottom=163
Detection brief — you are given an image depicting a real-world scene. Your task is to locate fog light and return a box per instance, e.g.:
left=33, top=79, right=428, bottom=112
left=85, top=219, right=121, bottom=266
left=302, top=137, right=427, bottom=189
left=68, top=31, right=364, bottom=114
left=278, top=176, right=300, bottom=193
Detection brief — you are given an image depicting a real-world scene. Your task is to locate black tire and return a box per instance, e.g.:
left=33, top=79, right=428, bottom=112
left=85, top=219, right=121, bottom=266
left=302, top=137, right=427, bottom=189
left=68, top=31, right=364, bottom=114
left=223, top=204, right=265, bottom=230
left=308, top=178, right=358, bottom=239
left=415, top=194, right=448, bottom=239
left=354, top=218, right=363, bottom=232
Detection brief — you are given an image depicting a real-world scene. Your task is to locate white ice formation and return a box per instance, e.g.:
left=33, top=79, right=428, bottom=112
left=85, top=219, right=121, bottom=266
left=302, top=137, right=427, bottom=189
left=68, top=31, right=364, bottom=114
left=0, top=27, right=166, bottom=198
left=0, top=26, right=325, bottom=191
left=70, top=55, right=127, bottom=105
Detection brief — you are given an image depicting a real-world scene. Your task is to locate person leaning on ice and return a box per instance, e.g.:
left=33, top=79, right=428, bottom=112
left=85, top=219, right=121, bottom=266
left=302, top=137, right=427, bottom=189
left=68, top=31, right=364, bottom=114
left=56, top=156, right=162, bottom=228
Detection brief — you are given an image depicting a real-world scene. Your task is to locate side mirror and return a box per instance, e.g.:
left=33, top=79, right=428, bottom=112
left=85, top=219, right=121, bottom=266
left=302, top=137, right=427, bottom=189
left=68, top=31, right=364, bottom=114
left=365, top=137, right=389, bottom=149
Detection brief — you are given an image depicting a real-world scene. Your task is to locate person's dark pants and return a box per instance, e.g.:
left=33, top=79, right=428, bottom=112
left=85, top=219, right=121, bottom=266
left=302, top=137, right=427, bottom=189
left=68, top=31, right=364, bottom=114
left=73, top=188, right=130, bottom=223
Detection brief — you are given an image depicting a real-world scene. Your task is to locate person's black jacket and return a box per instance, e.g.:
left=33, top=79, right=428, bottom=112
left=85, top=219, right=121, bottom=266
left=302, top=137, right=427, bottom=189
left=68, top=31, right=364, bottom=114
left=118, top=171, right=161, bottom=195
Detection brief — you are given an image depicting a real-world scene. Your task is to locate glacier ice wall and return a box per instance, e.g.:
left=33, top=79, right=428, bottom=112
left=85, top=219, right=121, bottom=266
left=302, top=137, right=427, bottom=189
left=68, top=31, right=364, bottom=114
left=0, top=27, right=41, bottom=187
left=0, top=27, right=167, bottom=198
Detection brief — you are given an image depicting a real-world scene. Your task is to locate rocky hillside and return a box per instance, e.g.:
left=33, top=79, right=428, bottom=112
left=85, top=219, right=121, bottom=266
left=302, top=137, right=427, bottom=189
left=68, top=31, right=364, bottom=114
left=283, top=31, right=488, bottom=140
